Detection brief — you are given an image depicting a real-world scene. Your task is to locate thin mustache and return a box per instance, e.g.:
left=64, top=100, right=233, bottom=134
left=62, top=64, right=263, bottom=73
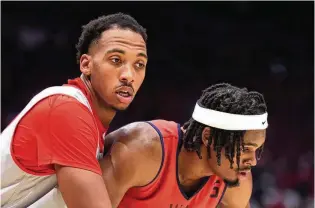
left=117, top=83, right=134, bottom=92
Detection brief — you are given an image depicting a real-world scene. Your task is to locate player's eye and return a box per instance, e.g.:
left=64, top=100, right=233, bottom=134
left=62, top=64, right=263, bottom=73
left=110, top=57, right=122, bottom=65
left=135, top=62, right=146, bottom=70
left=242, top=147, right=251, bottom=153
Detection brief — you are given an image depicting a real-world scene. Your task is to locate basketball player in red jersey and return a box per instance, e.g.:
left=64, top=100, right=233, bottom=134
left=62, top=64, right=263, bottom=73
left=100, top=83, right=268, bottom=208
left=1, top=13, right=148, bottom=208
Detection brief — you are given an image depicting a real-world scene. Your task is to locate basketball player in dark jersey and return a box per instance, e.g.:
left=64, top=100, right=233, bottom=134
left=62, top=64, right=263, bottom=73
left=100, top=83, right=268, bottom=208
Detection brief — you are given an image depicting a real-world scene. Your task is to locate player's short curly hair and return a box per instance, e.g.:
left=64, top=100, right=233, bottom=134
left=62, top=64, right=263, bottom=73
left=75, top=12, right=147, bottom=64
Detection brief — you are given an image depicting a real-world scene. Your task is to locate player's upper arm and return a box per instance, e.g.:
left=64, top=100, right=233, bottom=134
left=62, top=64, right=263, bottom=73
left=100, top=122, right=162, bottom=208
left=13, top=95, right=112, bottom=207
left=13, top=95, right=101, bottom=174
left=49, top=99, right=114, bottom=207
left=43, top=98, right=101, bottom=174
left=30, top=95, right=111, bottom=207
left=219, top=172, right=253, bottom=208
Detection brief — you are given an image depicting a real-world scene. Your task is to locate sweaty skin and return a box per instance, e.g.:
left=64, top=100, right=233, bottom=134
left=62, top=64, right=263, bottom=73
left=101, top=121, right=263, bottom=208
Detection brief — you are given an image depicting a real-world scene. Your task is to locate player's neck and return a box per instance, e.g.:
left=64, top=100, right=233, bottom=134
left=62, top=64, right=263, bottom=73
left=178, top=147, right=214, bottom=185
left=92, top=99, right=116, bottom=127
left=81, top=75, right=116, bottom=127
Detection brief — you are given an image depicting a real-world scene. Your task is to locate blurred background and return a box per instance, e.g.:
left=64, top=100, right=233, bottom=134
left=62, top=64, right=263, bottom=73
left=1, top=2, right=314, bottom=208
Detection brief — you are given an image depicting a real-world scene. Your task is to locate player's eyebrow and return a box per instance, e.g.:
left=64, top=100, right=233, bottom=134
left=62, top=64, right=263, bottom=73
left=105, top=48, right=125, bottom=55
left=105, top=49, right=147, bottom=59
left=137, top=52, right=147, bottom=59
left=243, top=142, right=258, bottom=147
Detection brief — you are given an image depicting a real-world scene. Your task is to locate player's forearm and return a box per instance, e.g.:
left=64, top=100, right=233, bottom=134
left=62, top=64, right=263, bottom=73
left=56, top=165, right=112, bottom=208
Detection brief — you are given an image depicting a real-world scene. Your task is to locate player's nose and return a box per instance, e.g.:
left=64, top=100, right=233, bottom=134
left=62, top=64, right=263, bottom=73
left=119, top=64, right=135, bottom=83
left=244, top=152, right=257, bottom=167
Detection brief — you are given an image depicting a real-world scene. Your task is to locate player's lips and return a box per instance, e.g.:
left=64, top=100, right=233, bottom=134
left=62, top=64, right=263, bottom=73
left=115, top=86, right=134, bottom=96
left=236, top=169, right=251, bottom=180
left=115, top=86, right=134, bottom=104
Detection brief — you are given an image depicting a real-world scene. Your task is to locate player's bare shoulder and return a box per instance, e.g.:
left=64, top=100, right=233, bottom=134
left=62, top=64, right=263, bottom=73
left=102, top=121, right=163, bottom=186
left=105, top=122, right=162, bottom=155
left=119, top=121, right=162, bottom=160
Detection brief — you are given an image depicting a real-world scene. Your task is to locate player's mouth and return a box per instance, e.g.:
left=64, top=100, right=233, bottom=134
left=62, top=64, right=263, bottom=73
left=115, top=86, right=134, bottom=104
left=237, top=169, right=251, bottom=180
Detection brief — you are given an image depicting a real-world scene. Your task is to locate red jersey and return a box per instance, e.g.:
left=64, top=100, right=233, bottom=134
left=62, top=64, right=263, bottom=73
left=11, top=77, right=107, bottom=176
left=118, top=120, right=227, bottom=208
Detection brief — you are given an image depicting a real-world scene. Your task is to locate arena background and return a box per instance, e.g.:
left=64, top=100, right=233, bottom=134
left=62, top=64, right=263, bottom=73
left=1, top=2, right=314, bottom=208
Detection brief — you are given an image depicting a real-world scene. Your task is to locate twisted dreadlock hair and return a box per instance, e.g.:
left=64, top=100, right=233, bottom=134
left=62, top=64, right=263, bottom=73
left=182, top=83, right=267, bottom=169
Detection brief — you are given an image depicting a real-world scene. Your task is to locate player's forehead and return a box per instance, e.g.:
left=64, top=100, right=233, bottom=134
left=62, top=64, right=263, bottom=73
left=96, top=28, right=147, bottom=53
left=243, top=130, right=266, bottom=147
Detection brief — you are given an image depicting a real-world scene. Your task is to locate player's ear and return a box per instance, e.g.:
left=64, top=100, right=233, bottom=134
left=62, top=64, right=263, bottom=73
left=201, top=127, right=211, bottom=146
left=79, top=54, right=92, bottom=76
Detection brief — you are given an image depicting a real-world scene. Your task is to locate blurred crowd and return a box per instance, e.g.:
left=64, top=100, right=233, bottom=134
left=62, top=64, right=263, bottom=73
left=2, top=2, right=314, bottom=207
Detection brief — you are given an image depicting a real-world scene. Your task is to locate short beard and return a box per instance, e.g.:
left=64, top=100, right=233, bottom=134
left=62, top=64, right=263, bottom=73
left=93, top=88, right=128, bottom=112
left=110, top=105, right=128, bottom=112
left=223, top=178, right=240, bottom=188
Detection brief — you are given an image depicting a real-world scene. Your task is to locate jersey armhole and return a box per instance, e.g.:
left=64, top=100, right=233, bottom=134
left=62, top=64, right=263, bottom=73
left=132, top=121, right=165, bottom=189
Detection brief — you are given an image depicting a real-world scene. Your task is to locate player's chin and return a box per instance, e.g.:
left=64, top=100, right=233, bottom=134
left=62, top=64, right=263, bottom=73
left=224, top=178, right=240, bottom=188
left=111, top=103, right=130, bottom=111
left=109, top=95, right=134, bottom=110
left=222, top=173, right=240, bottom=188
